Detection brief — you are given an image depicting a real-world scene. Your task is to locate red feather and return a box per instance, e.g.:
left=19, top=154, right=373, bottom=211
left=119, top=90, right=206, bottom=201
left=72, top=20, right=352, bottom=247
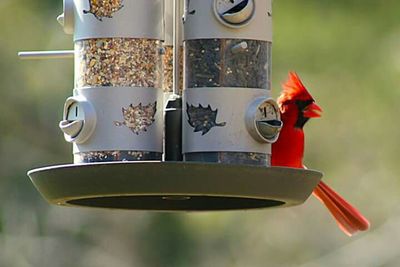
left=278, top=72, right=314, bottom=112
left=272, top=72, right=370, bottom=236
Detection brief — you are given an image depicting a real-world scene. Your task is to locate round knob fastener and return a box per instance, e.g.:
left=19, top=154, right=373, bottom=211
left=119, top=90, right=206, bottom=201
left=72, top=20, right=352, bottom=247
left=60, top=96, right=96, bottom=144
left=245, top=97, right=282, bottom=143
left=214, top=0, right=255, bottom=28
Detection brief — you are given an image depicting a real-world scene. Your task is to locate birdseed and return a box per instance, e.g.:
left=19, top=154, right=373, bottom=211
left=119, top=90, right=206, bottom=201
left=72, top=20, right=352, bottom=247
left=184, top=152, right=270, bottom=166
left=162, top=45, right=183, bottom=94
left=185, top=39, right=271, bottom=89
left=74, top=151, right=162, bottom=163
left=75, top=38, right=162, bottom=88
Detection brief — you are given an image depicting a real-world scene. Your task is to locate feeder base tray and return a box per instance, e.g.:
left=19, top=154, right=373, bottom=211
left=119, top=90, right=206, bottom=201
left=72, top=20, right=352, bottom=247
left=28, top=162, right=322, bottom=211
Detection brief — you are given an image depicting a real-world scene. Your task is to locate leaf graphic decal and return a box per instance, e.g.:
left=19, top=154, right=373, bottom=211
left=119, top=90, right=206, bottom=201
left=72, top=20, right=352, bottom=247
left=83, top=0, right=124, bottom=21
left=186, top=103, right=226, bottom=135
left=114, top=102, right=157, bottom=135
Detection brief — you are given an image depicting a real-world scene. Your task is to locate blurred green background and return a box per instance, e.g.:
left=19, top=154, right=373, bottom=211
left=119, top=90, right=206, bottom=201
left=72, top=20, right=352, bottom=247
left=1, top=0, right=399, bottom=266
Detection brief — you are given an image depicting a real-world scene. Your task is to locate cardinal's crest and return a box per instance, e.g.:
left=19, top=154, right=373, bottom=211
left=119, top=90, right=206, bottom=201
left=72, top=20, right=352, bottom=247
left=186, top=103, right=226, bottom=135
left=114, top=102, right=157, bottom=135
left=83, top=0, right=124, bottom=21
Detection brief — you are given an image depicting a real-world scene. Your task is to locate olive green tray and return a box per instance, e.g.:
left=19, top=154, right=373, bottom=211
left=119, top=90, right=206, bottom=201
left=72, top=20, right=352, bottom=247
left=28, top=162, right=322, bottom=211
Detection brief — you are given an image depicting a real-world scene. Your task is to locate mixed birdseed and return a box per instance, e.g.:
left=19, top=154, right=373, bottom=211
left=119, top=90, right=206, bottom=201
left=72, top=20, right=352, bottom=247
left=74, top=151, right=162, bottom=163
left=75, top=38, right=162, bottom=88
left=185, top=39, right=271, bottom=89
left=162, top=45, right=183, bottom=94
left=184, top=152, right=270, bottom=166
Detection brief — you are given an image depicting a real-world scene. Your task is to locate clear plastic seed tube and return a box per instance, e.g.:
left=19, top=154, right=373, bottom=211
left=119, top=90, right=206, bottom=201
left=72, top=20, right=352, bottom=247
left=60, top=0, right=164, bottom=164
left=184, top=39, right=272, bottom=166
left=74, top=38, right=163, bottom=163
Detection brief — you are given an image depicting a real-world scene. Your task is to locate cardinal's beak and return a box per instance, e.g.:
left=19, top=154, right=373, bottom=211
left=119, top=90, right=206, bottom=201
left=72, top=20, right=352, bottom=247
left=303, top=102, right=322, bottom=118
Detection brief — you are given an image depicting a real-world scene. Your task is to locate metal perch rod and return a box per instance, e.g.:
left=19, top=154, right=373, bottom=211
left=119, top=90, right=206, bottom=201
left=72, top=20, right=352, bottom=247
left=18, top=50, right=74, bottom=60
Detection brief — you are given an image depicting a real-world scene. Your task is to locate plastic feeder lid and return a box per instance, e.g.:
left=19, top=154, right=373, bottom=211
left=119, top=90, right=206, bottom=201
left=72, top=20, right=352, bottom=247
left=28, top=162, right=322, bottom=211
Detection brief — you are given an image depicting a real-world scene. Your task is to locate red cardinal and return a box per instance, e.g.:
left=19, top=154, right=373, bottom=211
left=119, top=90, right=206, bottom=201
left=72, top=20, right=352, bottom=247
left=271, top=72, right=370, bottom=236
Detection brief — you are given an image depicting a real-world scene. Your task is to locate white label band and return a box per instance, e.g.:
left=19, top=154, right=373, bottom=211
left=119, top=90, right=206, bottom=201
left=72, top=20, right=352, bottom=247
left=183, top=87, right=272, bottom=154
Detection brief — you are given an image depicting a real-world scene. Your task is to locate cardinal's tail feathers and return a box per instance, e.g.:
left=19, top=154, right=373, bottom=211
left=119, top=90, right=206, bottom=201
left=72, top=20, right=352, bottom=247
left=318, top=181, right=370, bottom=231
left=312, top=185, right=359, bottom=236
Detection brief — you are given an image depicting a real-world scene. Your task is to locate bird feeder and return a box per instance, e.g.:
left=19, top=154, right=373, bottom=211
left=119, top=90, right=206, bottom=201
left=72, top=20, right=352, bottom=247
left=21, top=0, right=322, bottom=211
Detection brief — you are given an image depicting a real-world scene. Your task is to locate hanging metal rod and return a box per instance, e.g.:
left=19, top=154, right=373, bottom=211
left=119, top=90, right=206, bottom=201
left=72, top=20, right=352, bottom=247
left=172, top=0, right=181, bottom=96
